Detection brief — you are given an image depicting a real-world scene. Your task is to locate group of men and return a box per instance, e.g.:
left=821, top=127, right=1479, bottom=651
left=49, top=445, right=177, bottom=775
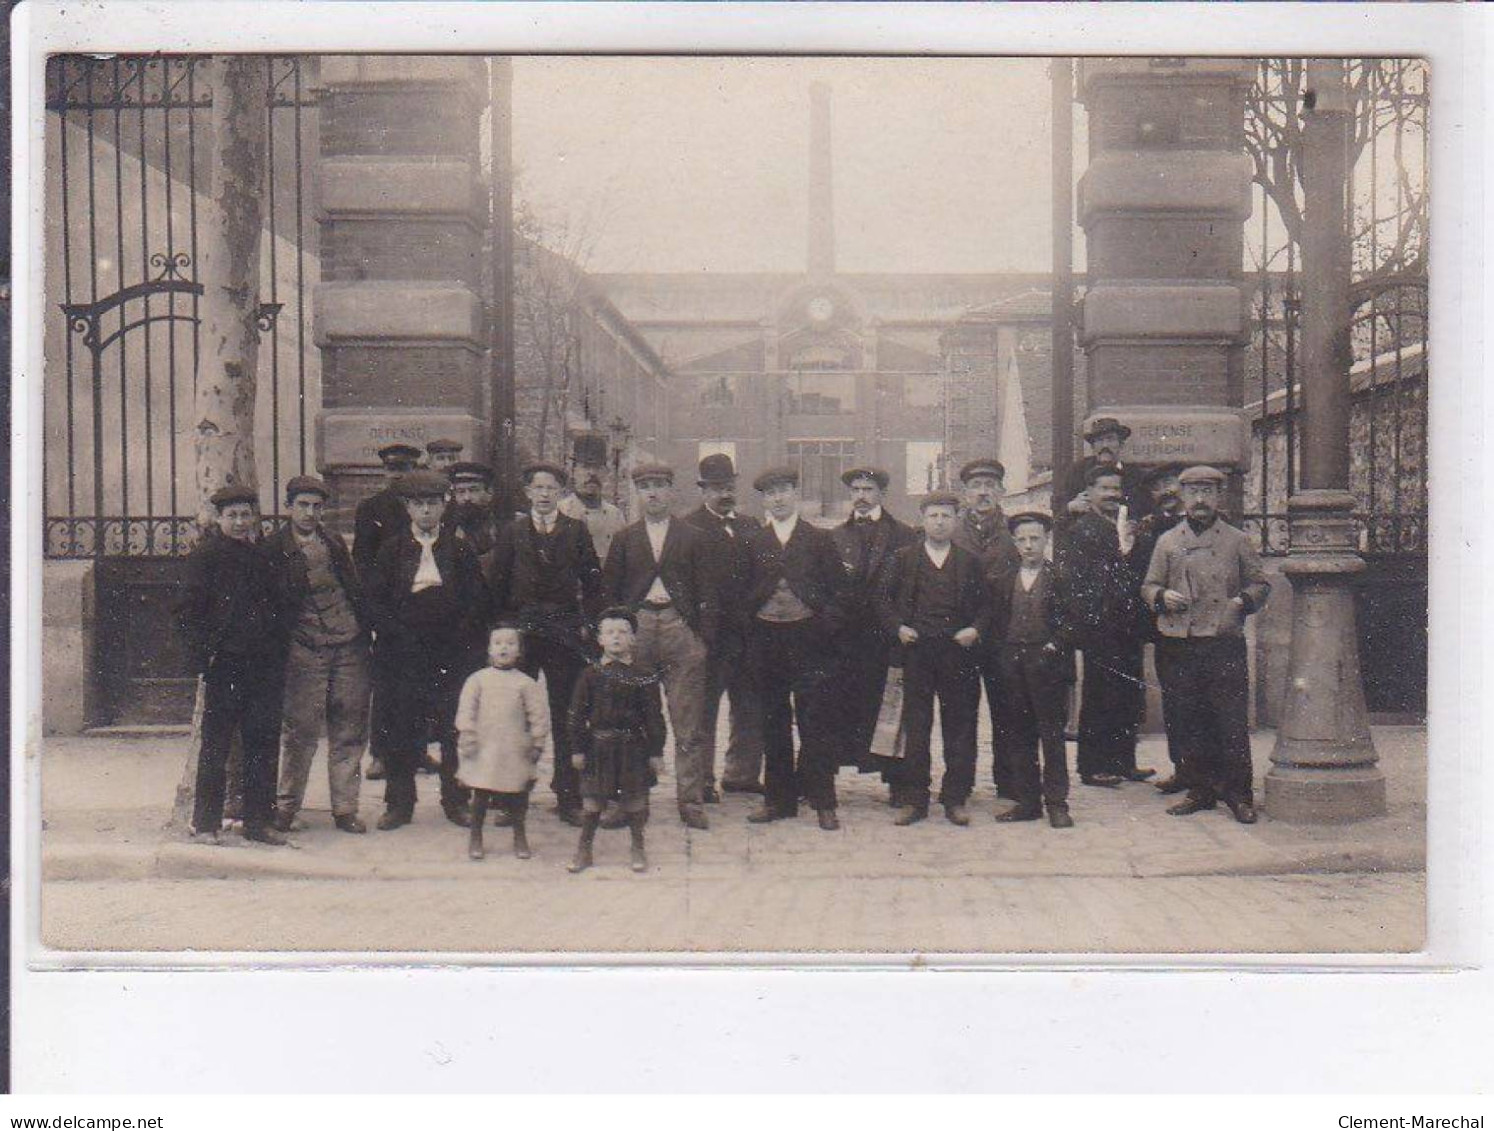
left=178, top=417, right=1271, bottom=848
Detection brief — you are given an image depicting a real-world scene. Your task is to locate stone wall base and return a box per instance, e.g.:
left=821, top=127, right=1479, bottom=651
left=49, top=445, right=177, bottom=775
left=43, top=560, right=98, bottom=735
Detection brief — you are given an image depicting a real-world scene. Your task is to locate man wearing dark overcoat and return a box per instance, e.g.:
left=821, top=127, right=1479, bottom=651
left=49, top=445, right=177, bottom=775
left=175, top=484, right=290, bottom=846
left=949, top=458, right=1022, bottom=799
left=990, top=510, right=1077, bottom=828
left=1059, top=463, right=1154, bottom=787
left=263, top=475, right=371, bottom=835
left=739, top=466, right=848, bottom=830
left=877, top=492, right=993, bottom=827
left=1141, top=465, right=1271, bottom=824
left=365, top=469, right=488, bottom=830
left=683, top=453, right=763, bottom=796
left=830, top=466, right=917, bottom=777
left=487, top=461, right=605, bottom=826
left=603, top=462, right=719, bottom=829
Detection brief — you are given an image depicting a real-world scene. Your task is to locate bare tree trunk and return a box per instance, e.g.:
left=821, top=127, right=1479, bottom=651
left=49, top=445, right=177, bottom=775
left=169, top=56, right=266, bottom=833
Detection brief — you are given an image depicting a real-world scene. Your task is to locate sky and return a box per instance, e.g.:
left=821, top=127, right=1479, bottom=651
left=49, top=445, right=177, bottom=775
left=510, top=56, right=1066, bottom=275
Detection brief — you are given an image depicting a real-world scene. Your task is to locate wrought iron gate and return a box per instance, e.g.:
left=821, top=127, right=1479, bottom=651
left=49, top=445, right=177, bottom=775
left=44, top=55, right=319, bottom=724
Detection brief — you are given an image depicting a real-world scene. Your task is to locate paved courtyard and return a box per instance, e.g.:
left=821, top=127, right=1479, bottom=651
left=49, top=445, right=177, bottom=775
left=34, top=724, right=1426, bottom=956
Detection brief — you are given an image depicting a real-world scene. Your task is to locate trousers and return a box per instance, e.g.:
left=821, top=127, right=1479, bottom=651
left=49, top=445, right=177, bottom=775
left=981, top=653, right=1015, bottom=796
left=835, top=630, right=894, bottom=770
left=194, top=651, right=285, bottom=834
left=633, top=606, right=710, bottom=810
left=519, top=628, right=589, bottom=811
left=1076, top=638, right=1144, bottom=778
left=375, top=645, right=470, bottom=817
left=1155, top=635, right=1253, bottom=803
left=748, top=619, right=838, bottom=813
left=701, top=646, right=764, bottom=789
left=893, top=636, right=982, bottom=808
left=996, top=643, right=1071, bottom=808
left=277, top=637, right=371, bottom=819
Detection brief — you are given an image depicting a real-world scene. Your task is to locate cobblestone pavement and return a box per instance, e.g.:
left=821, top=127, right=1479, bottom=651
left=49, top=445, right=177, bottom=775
left=34, top=721, right=1426, bottom=954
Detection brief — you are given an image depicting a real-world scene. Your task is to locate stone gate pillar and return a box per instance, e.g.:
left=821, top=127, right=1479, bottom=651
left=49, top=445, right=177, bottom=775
left=314, top=56, right=489, bottom=529
left=1076, top=58, right=1255, bottom=473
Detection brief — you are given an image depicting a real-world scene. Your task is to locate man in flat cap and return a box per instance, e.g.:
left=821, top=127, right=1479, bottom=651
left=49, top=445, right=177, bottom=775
left=876, top=491, right=992, bottom=827
left=1141, top=465, right=1270, bottom=824
left=831, top=466, right=916, bottom=777
left=950, top=458, right=1022, bottom=800
left=988, top=510, right=1077, bottom=828
left=445, top=461, right=502, bottom=557
left=683, top=453, right=764, bottom=796
left=365, top=469, right=488, bottom=830
left=602, top=463, right=719, bottom=829
left=1061, top=417, right=1147, bottom=520
left=263, top=476, right=371, bottom=834
left=425, top=438, right=464, bottom=471
left=488, top=461, right=605, bottom=826
left=560, top=462, right=627, bottom=562
left=739, top=466, right=849, bottom=830
left=1060, top=463, right=1154, bottom=788
left=175, top=484, right=289, bottom=846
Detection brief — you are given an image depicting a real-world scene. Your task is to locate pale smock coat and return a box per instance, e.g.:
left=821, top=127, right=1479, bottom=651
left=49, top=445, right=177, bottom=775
left=454, top=665, right=552, bottom=793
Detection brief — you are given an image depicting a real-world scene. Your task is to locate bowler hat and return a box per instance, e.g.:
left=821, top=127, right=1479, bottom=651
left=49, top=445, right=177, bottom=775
left=396, top=469, right=450, bottom=499
left=631, top=462, right=675, bottom=485
left=520, top=461, right=569, bottom=487
left=1084, top=416, right=1133, bottom=443
left=841, top=466, right=890, bottom=491
left=697, top=453, right=737, bottom=486
left=753, top=465, right=799, bottom=492
left=377, top=443, right=422, bottom=467
left=284, top=475, right=330, bottom=504
left=1007, top=509, right=1054, bottom=533
left=209, top=484, right=258, bottom=509
left=958, top=458, right=1006, bottom=484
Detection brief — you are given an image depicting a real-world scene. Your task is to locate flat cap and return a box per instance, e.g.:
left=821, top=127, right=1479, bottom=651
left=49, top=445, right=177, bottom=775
left=448, top=461, right=494, bottom=485
left=396, top=469, right=450, bottom=499
left=753, top=465, right=799, bottom=492
left=210, top=484, right=258, bottom=509
left=630, top=462, right=675, bottom=485
left=377, top=443, right=423, bottom=465
left=284, top=475, right=330, bottom=503
left=697, top=453, right=737, bottom=485
left=1007, top=509, right=1054, bottom=533
left=520, top=461, right=568, bottom=486
left=425, top=438, right=464, bottom=455
left=1084, top=416, right=1133, bottom=443
left=919, top=491, right=962, bottom=511
left=1085, top=461, right=1125, bottom=486
left=958, top=458, right=1006, bottom=484
left=841, top=466, right=889, bottom=491
left=1179, top=464, right=1228, bottom=486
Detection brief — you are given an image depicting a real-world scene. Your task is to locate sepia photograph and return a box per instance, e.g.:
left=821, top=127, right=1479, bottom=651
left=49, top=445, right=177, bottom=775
left=31, top=49, right=1429, bottom=957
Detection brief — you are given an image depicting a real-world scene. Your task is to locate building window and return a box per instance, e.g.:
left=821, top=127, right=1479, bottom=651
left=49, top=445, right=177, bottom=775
left=905, top=440, right=945, bottom=495
left=785, top=372, right=855, bottom=415
left=903, top=372, right=943, bottom=409
left=786, top=439, right=857, bottom=519
left=699, top=375, right=738, bottom=408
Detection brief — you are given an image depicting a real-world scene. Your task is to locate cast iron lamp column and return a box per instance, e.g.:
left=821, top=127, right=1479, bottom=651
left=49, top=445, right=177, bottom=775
left=1264, top=59, right=1386, bottom=822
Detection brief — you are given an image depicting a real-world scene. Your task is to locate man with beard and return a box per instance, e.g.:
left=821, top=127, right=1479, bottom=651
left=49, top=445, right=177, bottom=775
left=741, top=466, right=848, bottom=831
left=683, top=453, right=763, bottom=796
left=1142, top=465, right=1270, bottom=824
left=950, top=458, right=1021, bottom=800
left=831, top=467, right=915, bottom=778
left=445, top=461, right=501, bottom=557
left=364, top=470, right=488, bottom=830
left=488, top=462, right=605, bottom=826
left=560, top=463, right=627, bottom=562
left=1126, top=464, right=1190, bottom=796
left=1061, top=464, right=1155, bottom=787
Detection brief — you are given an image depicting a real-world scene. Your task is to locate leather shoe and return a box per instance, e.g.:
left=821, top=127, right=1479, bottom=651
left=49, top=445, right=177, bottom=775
left=557, top=807, right=585, bottom=828
left=1126, top=767, right=1158, bottom=782
left=944, top=804, right=971, bottom=827
left=680, top=807, right=710, bottom=831
left=1225, top=797, right=1259, bottom=825
left=243, top=825, right=289, bottom=846
left=994, top=804, right=1043, bottom=823
left=817, top=809, right=840, bottom=831
left=334, top=814, right=367, bottom=835
left=892, top=805, right=927, bottom=827
left=747, top=803, right=794, bottom=823
left=1081, top=773, right=1124, bottom=788
left=722, top=780, right=764, bottom=795
left=1167, top=795, right=1218, bottom=817
left=1047, top=806, right=1075, bottom=829
left=444, top=805, right=471, bottom=829
left=365, top=757, right=386, bottom=781
left=376, top=809, right=412, bottom=831
left=1153, top=775, right=1188, bottom=795
left=270, top=811, right=299, bottom=833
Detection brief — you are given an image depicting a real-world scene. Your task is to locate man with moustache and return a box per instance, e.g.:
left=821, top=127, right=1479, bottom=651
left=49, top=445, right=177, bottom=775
left=602, top=463, right=718, bottom=829
left=1061, top=464, right=1155, bottom=787
left=444, top=461, right=502, bottom=557
left=683, top=453, right=764, bottom=796
left=1060, top=417, right=1148, bottom=520
left=488, top=462, right=605, bottom=826
left=831, top=466, right=916, bottom=775
left=740, top=466, right=848, bottom=831
left=1142, top=465, right=1270, bottom=824
left=560, top=462, right=627, bottom=562
left=949, top=458, right=1022, bottom=800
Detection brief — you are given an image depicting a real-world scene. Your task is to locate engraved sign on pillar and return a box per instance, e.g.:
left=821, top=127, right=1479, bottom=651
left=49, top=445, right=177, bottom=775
left=318, top=410, right=486, bottom=469
left=1087, top=409, right=1250, bottom=470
